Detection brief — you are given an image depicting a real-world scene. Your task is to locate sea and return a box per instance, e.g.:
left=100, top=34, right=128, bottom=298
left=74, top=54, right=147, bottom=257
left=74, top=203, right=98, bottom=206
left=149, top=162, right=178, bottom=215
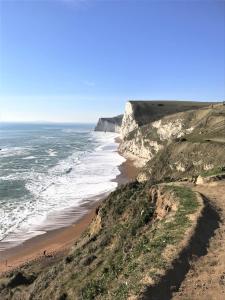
left=0, top=123, right=125, bottom=251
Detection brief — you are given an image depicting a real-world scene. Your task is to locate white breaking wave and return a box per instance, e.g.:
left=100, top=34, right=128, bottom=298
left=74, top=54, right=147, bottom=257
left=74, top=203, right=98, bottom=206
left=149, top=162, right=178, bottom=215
left=0, top=147, right=32, bottom=158
left=22, top=156, right=36, bottom=160
left=0, top=132, right=125, bottom=250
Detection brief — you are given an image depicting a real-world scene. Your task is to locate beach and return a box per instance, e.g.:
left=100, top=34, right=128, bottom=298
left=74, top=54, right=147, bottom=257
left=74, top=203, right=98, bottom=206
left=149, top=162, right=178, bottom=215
left=0, top=155, right=139, bottom=274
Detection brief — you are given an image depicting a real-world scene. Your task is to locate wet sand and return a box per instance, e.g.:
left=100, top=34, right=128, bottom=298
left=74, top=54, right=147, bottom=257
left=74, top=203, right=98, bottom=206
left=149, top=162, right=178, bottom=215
left=0, top=153, right=139, bottom=274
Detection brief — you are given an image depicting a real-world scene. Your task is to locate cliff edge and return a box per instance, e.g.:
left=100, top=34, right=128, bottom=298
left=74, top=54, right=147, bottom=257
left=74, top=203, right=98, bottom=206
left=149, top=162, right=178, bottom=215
left=120, top=100, right=214, bottom=138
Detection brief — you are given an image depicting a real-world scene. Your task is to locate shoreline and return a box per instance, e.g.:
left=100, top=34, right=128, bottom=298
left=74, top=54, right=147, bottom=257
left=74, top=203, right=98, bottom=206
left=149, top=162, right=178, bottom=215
left=0, top=148, right=139, bottom=274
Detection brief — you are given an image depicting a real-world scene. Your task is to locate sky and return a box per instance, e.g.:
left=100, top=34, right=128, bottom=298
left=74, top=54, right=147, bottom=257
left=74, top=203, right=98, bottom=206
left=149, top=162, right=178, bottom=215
left=0, top=0, right=224, bottom=123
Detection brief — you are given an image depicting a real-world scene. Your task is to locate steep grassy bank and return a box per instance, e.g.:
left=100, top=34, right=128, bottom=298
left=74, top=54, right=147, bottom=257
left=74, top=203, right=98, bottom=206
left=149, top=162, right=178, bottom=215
left=134, top=104, right=225, bottom=181
left=0, top=182, right=202, bottom=300
left=139, top=141, right=225, bottom=183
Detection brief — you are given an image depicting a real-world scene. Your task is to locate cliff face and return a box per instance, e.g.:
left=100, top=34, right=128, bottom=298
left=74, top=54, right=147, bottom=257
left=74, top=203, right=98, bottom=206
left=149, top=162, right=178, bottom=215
left=119, top=101, right=214, bottom=166
left=120, top=100, right=212, bottom=138
left=120, top=101, right=139, bottom=137
left=94, top=101, right=224, bottom=179
left=94, top=101, right=211, bottom=135
left=94, top=115, right=123, bottom=133
left=137, top=104, right=225, bottom=182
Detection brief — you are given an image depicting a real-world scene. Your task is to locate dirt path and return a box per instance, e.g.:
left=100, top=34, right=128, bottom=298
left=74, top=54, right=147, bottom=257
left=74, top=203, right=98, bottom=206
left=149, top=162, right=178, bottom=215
left=172, top=180, right=225, bottom=300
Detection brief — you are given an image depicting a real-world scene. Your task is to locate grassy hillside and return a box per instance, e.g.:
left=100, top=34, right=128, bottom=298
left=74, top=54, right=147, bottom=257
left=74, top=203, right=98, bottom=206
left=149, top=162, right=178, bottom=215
left=138, top=104, right=225, bottom=182
left=0, top=183, right=201, bottom=300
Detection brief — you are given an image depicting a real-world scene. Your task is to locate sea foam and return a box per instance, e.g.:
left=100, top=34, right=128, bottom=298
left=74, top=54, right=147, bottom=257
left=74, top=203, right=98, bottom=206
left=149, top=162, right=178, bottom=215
left=0, top=131, right=125, bottom=251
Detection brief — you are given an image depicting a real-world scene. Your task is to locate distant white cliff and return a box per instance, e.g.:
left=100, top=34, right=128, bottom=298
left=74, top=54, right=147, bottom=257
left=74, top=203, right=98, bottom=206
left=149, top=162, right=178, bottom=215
left=94, top=115, right=123, bottom=133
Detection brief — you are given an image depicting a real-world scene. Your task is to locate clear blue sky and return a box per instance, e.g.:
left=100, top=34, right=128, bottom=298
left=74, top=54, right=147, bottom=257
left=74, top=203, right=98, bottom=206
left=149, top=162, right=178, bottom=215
left=0, top=0, right=224, bottom=122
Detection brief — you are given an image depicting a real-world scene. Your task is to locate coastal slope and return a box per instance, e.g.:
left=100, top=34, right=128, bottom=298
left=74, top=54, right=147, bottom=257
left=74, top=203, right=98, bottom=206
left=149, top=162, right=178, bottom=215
left=138, top=103, right=225, bottom=181
left=1, top=100, right=225, bottom=300
left=0, top=183, right=203, bottom=299
left=120, top=102, right=225, bottom=173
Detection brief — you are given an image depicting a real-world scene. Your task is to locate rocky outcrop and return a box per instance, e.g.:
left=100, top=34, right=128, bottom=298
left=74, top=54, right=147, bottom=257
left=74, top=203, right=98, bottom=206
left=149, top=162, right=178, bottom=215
left=94, top=115, right=123, bottom=133
left=138, top=137, right=225, bottom=183
left=119, top=129, right=163, bottom=167
left=119, top=109, right=198, bottom=166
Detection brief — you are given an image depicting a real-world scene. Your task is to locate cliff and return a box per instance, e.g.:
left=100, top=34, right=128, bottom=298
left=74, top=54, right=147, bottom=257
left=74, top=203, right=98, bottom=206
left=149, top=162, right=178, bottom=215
left=94, top=115, right=123, bottom=133
left=120, top=100, right=213, bottom=138
left=1, top=100, right=225, bottom=300
left=119, top=101, right=215, bottom=167
left=94, top=100, right=212, bottom=136
left=133, top=103, right=225, bottom=181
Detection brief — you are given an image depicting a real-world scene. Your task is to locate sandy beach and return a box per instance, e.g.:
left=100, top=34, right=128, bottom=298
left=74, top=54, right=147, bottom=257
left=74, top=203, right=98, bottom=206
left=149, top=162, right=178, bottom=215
left=0, top=154, right=139, bottom=274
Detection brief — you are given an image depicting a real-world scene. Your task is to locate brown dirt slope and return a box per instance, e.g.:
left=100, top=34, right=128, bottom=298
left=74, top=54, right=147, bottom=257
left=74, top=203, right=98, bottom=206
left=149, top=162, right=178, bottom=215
left=172, top=180, right=225, bottom=300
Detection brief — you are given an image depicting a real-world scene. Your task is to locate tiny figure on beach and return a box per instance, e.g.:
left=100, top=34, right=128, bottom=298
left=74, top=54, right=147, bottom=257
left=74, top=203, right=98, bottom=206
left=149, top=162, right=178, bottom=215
left=43, top=250, right=53, bottom=258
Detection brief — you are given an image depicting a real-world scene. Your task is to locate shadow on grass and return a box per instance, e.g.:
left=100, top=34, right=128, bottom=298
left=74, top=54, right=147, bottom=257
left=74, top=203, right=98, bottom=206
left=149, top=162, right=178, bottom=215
left=142, top=194, right=220, bottom=300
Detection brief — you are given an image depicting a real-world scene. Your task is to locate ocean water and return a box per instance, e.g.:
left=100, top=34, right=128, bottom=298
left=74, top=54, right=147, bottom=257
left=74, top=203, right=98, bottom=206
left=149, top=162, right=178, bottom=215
left=0, top=123, right=125, bottom=250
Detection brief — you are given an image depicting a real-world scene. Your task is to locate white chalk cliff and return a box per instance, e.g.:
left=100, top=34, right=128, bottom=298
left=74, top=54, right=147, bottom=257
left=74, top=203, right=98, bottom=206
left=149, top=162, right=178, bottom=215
left=94, top=115, right=123, bottom=133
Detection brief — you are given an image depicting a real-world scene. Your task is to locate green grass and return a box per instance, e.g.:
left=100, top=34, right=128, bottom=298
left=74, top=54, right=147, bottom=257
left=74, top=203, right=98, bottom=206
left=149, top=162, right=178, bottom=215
left=201, top=166, right=225, bottom=177
left=2, top=183, right=200, bottom=300
left=68, top=184, right=199, bottom=299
